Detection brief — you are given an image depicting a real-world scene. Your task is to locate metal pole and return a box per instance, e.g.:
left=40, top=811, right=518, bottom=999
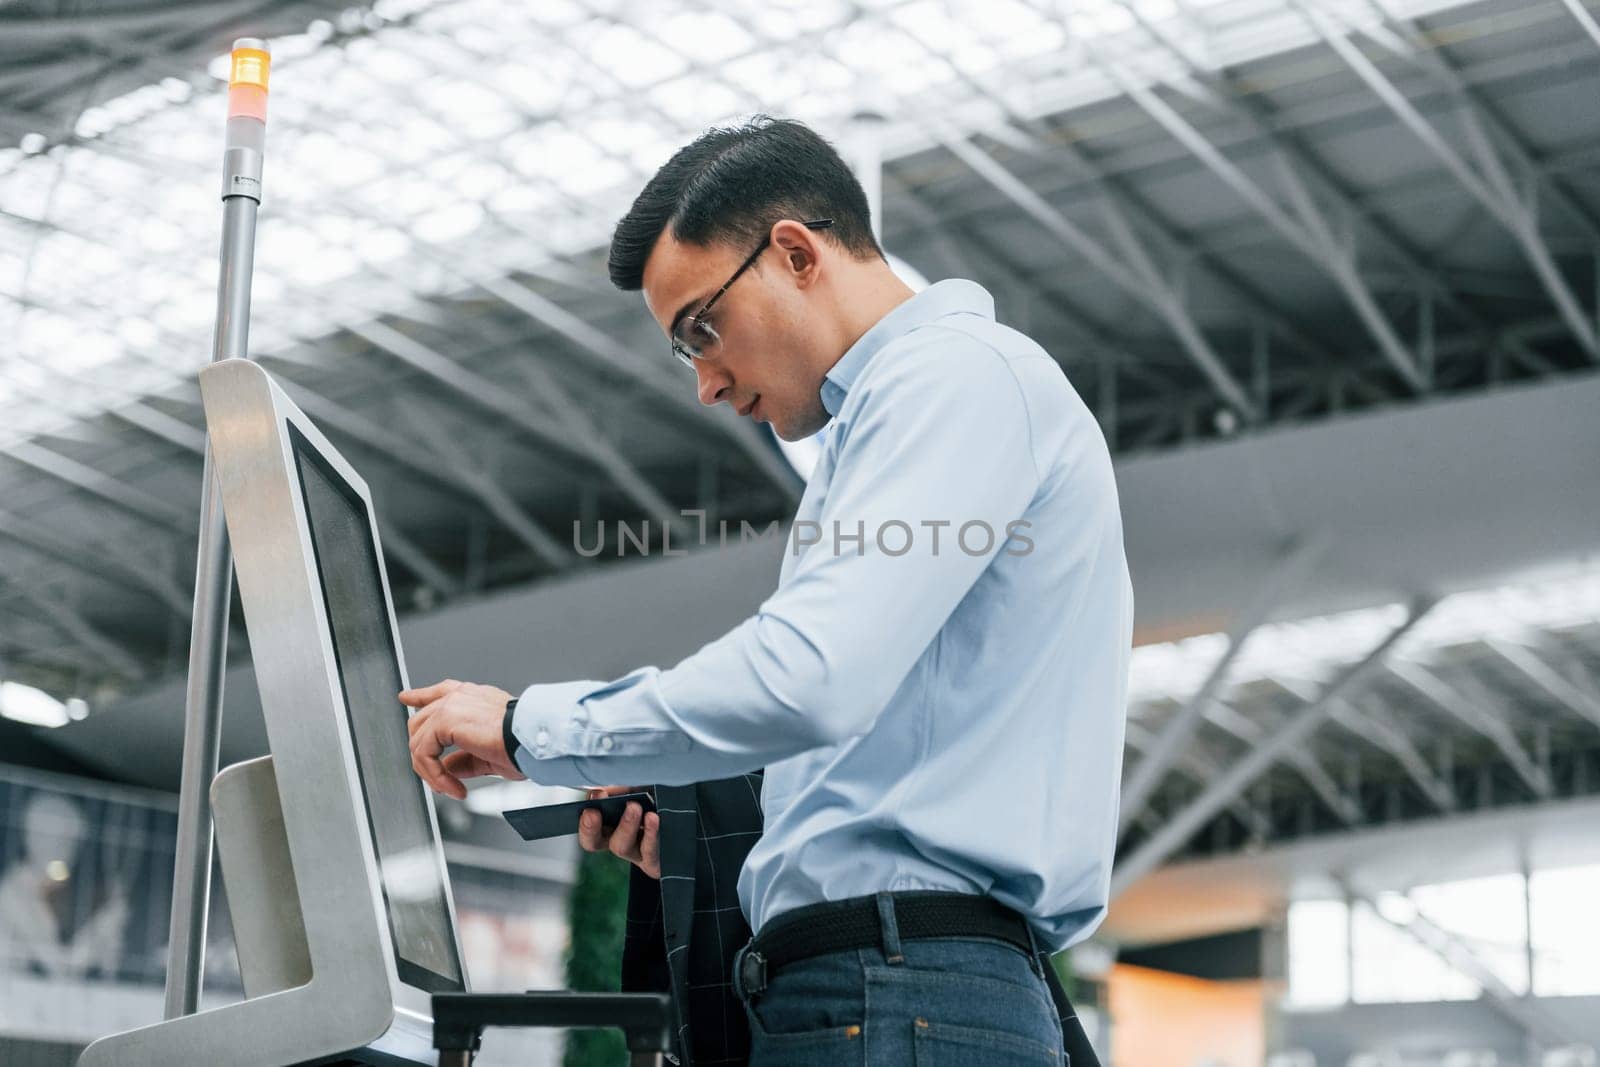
left=163, top=37, right=270, bottom=1021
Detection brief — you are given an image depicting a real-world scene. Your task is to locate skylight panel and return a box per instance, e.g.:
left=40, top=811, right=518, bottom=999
left=413, top=200, right=486, bottom=244
left=0, top=0, right=1509, bottom=450
left=748, top=0, right=855, bottom=37
left=589, top=22, right=692, bottom=90
left=656, top=11, right=755, bottom=65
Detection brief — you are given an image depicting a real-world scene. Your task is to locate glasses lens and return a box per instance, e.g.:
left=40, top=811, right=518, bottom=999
left=671, top=318, right=716, bottom=368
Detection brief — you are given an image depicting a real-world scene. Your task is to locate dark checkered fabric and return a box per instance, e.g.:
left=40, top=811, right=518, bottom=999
left=620, top=773, right=764, bottom=1067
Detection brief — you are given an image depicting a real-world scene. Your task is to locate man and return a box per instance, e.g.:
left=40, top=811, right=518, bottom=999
left=404, top=116, right=1132, bottom=1065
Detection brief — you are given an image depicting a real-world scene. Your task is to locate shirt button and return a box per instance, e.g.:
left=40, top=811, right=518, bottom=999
left=534, top=728, right=550, bottom=748
left=599, top=735, right=614, bottom=752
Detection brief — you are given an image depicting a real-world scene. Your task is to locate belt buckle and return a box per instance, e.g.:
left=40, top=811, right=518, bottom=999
left=739, top=949, right=768, bottom=998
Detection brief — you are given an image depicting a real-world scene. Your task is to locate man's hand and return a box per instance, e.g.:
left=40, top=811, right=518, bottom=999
left=401, top=679, right=523, bottom=800
left=579, top=785, right=661, bottom=879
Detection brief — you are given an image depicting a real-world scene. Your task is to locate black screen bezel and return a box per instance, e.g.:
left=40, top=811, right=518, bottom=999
left=289, top=423, right=464, bottom=995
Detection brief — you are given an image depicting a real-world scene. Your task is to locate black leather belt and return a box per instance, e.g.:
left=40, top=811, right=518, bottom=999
left=737, top=890, right=1105, bottom=1067
left=739, top=891, right=1034, bottom=997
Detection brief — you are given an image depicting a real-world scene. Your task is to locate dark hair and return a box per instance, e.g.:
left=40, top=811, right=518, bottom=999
left=607, top=116, right=883, bottom=291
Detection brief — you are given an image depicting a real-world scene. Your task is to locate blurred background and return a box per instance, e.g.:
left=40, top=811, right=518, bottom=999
left=1, top=0, right=1599, bottom=1064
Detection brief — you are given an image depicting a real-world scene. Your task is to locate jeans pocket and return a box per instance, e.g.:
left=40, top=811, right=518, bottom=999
left=911, top=1017, right=1062, bottom=1066
left=745, top=1014, right=866, bottom=1067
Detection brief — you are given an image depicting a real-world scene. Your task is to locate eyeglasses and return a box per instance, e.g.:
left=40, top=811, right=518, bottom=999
left=669, top=218, right=834, bottom=369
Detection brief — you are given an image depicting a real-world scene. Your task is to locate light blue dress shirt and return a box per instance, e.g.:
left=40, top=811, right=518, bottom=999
left=512, top=279, right=1133, bottom=950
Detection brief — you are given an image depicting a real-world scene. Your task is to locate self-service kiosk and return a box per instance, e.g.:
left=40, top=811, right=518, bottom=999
left=81, top=360, right=465, bottom=1064
left=81, top=36, right=667, bottom=1062
left=80, top=361, right=670, bottom=1065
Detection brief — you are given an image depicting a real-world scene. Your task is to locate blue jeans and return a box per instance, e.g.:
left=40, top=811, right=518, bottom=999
left=731, top=904, right=1065, bottom=1065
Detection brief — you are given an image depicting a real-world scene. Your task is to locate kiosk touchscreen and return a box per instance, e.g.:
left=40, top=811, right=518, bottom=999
left=295, top=426, right=462, bottom=994
left=81, top=359, right=466, bottom=1066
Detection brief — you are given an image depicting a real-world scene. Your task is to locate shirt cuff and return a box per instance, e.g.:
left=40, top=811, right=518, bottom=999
left=508, top=679, right=605, bottom=787
left=509, top=670, right=693, bottom=786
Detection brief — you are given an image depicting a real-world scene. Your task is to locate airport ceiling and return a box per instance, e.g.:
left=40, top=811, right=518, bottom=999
left=1, top=0, right=1598, bottom=825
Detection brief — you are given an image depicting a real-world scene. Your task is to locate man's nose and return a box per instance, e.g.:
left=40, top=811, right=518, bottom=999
left=695, top=362, right=731, bottom=407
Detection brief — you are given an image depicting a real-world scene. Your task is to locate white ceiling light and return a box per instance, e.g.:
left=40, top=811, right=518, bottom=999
left=0, top=681, right=71, bottom=728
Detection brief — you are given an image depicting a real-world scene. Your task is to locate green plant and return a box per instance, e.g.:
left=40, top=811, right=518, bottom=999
left=1051, top=948, right=1076, bottom=1000
left=562, top=848, right=631, bottom=1067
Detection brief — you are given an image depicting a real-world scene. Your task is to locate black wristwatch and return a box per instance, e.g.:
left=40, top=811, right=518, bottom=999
left=502, top=697, right=520, bottom=762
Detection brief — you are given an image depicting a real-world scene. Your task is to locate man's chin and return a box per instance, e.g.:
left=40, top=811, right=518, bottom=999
left=770, top=413, right=828, bottom=443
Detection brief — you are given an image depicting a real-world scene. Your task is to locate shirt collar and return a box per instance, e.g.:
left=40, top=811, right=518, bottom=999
left=819, top=279, right=995, bottom=418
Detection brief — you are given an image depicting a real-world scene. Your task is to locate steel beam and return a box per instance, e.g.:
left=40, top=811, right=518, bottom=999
left=342, top=318, right=693, bottom=523
left=1556, top=0, right=1600, bottom=53
left=1082, top=48, right=1427, bottom=391
left=111, top=403, right=207, bottom=454
left=1, top=440, right=190, bottom=533
left=1329, top=700, right=1457, bottom=811
left=71, top=294, right=579, bottom=575
left=2, top=2, right=275, bottom=115
left=930, top=121, right=1258, bottom=421
left=0, top=507, right=189, bottom=615
left=391, top=397, right=577, bottom=570
left=1112, top=600, right=1433, bottom=897
left=888, top=177, right=1182, bottom=390
left=887, top=177, right=1204, bottom=449
left=1287, top=746, right=1364, bottom=826
left=503, top=359, right=696, bottom=544
left=1299, top=0, right=1600, bottom=360
left=0, top=1, right=265, bottom=47
left=1486, top=638, right=1600, bottom=732
left=15, top=588, right=146, bottom=678
left=1119, top=536, right=1325, bottom=833
left=1194, top=697, right=1363, bottom=825
left=1098, top=0, right=1559, bottom=389
left=337, top=220, right=799, bottom=502
left=894, top=25, right=1340, bottom=376
left=1388, top=662, right=1552, bottom=798
left=1123, top=719, right=1274, bottom=839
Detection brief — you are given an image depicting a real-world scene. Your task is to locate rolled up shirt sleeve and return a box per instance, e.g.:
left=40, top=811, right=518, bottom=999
left=511, top=331, right=1041, bottom=788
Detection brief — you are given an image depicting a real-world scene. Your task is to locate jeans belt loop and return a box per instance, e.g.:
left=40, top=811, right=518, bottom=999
left=1022, top=918, right=1046, bottom=979
left=736, top=942, right=768, bottom=1001
left=875, top=891, right=905, bottom=964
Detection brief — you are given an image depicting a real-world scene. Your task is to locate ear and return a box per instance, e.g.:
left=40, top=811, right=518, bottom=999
left=770, top=219, right=824, bottom=290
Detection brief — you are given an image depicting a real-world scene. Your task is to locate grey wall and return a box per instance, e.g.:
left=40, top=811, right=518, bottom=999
left=1115, top=372, right=1600, bottom=641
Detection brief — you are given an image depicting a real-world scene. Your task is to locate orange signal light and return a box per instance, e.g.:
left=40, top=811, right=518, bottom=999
left=229, top=48, right=271, bottom=91
left=227, top=45, right=270, bottom=122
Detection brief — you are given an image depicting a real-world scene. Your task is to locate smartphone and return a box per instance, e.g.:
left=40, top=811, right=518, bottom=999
left=501, top=790, right=657, bottom=842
